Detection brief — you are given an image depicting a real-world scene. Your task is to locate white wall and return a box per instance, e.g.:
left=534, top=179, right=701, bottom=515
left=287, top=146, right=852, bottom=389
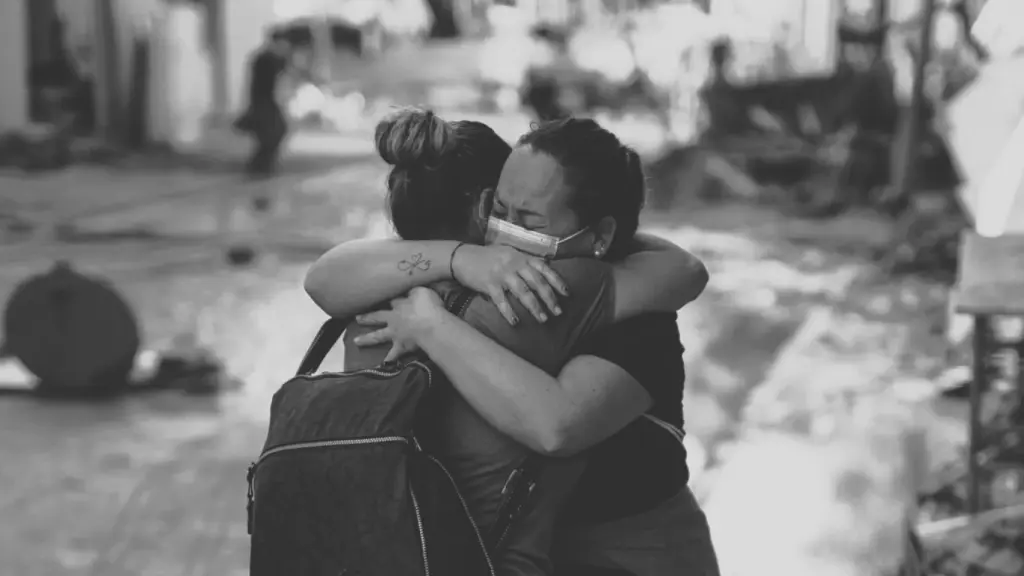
left=0, top=0, right=28, bottom=130
left=800, top=0, right=839, bottom=75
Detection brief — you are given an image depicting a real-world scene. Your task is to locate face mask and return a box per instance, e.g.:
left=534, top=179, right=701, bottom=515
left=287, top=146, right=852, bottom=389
left=484, top=216, right=591, bottom=259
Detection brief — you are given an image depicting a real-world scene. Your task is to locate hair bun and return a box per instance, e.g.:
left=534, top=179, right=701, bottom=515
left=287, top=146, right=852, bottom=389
left=375, top=108, right=454, bottom=170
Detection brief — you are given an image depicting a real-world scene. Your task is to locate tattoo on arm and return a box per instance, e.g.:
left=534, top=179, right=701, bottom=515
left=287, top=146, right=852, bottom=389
left=396, top=253, right=431, bottom=276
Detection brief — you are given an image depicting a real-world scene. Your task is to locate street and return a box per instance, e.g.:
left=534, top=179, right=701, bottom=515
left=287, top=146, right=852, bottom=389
left=0, top=129, right=965, bottom=574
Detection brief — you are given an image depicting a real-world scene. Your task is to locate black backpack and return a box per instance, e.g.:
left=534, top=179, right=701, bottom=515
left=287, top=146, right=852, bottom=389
left=247, top=292, right=536, bottom=576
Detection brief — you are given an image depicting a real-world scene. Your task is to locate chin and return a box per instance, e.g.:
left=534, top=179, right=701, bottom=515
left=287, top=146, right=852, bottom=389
left=701, top=394, right=930, bottom=576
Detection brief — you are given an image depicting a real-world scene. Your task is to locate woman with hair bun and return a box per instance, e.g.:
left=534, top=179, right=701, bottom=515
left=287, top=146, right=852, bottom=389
left=307, top=111, right=717, bottom=575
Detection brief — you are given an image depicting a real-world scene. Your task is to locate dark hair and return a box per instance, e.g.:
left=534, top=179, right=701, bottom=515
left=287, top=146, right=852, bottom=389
left=375, top=108, right=512, bottom=241
left=517, top=117, right=645, bottom=256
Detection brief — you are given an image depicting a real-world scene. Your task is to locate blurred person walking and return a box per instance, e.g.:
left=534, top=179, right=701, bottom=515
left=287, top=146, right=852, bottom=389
left=235, top=32, right=291, bottom=177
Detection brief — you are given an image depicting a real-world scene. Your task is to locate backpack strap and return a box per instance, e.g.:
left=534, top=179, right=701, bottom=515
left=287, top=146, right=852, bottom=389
left=295, top=287, right=477, bottom=377
left=295, top=317, right=350, bottom=376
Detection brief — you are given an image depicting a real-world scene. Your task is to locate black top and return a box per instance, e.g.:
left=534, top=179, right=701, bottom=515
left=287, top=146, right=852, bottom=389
left=564, top=312, right=690, bottom=522
left=249, top=49, right=286, bottom=107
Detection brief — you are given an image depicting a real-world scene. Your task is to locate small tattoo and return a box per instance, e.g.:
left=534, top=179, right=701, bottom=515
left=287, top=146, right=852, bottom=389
left=397, top=253, right=431, bottom=275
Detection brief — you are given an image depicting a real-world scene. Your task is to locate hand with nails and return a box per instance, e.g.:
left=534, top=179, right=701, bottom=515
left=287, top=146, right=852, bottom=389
left=451, top=244, right=569, bottom=325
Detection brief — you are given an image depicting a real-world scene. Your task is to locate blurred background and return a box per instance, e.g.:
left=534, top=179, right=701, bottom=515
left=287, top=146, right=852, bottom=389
left=1, top=0, right=1023, bottom=574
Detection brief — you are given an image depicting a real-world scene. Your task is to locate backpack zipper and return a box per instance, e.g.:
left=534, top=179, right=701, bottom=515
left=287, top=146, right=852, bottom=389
left=256, top=435, right=410, bottom=464
left=407, top=484, right=431, bottom=576
left=452, top=289, right=474, bottom=318
left=296, top=360, right=431, bottom=382
left=247, top=436, right=432, bottom=574
left=248, top=362, right=435, bottom=565
left=417, top=445, right=497, bottom=576
left=247, top=436, right=412, bottom=529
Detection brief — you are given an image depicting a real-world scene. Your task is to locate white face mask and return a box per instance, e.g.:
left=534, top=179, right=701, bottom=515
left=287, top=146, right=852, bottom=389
left=484, top=216, right=591, bottom=259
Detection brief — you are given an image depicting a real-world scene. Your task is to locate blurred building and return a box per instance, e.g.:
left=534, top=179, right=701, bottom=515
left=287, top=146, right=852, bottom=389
left=0, top=1, right=28, bottom=132
left=0, top=0, right=341, bottom=147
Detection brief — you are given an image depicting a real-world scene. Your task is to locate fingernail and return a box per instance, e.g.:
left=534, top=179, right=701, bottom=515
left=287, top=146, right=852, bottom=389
left=553, top=306, right=562, bottom=316
left=511, top=316, right=519, bottom=326
left=353, top=337, right=364, bottom=344
left=539, top=313, right=548, bottom=322
left=355, top=315, right=365, bottom=323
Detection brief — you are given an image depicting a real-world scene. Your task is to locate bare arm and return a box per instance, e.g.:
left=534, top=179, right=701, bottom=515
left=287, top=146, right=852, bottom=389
left=358, top=288, right=652, bottom=456
left=305, top=233, right=708, bottom=322
left=411, top=307, right=650, bottom=456
left=613, top=232, right=708, bottom=320
left=304, top=239, right=459, bottom=318
left=306, top=239, right=573, bottom=323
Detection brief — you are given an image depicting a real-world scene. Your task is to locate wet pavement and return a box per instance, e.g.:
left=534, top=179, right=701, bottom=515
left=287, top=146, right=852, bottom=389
left=0, top=131, right=969, bottom=574
left=0, top=135, right=382, bottom=574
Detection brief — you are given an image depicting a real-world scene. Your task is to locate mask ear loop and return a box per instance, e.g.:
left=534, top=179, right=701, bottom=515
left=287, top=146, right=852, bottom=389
left=552, top=225, right=598, bottom=259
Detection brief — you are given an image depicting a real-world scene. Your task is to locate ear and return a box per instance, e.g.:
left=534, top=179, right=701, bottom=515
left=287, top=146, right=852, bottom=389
left=477, top=187, right=495, bottom=222
left=466, top=187, right=495, bottom=244
left=591, top=216, right=617, bottom=258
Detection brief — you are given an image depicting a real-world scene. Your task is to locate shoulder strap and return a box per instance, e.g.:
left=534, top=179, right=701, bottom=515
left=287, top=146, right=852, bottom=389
left=295, top=317, right=350, bottom=376
left=295, top=289, right=477, bottom=377
left=488, top=457, right=544, bottom=551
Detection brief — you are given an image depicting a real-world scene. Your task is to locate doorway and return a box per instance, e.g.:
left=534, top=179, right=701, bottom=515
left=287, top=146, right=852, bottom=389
left=25, top=0, right=97, bottom=135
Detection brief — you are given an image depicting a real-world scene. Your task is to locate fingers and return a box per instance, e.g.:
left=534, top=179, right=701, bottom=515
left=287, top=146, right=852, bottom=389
left=355, top=312, right=389, bottom=327
left=518, top=266, right=561, bottom=317
left=529, top=259, right=569, bottom=297
left=487, top=287, right=519, bottom=326
left=504, top=272, right=548, bottom=322
left=384, top=343, right=406, bottom=363
left=352, top=328, right=393, bottom=347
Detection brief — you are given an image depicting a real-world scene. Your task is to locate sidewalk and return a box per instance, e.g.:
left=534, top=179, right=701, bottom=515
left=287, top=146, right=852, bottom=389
left=0, top=131, right=966, bottom=573
left=0, top=147, right=382, bottom=574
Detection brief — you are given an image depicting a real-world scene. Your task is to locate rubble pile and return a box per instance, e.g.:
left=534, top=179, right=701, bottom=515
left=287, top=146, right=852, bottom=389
left=509, top=1, right=983, bottom=282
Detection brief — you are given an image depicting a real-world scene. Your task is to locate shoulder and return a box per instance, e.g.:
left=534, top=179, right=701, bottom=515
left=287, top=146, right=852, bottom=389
left=546, top=257, right=613, bottom=280
left=450, top=260, right=615, bottom=374
left=581, top=312, right=682, bottom=354
left=575, top=312, right=684, bottom=397
left=475, top=258, right=614, bottom=330
left=547, top=257, right=614, bottom=308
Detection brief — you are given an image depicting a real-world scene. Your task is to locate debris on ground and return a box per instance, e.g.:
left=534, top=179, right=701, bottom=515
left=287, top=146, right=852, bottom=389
left=149, top=332, right=235, bottom=395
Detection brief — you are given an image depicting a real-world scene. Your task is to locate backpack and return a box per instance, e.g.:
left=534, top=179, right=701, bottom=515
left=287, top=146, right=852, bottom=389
left=247, top=291, right=535, bottom=576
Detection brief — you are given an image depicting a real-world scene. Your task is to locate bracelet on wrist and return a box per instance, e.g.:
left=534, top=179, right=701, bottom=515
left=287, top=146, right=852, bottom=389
left=449, top=242, right=467, bottom=282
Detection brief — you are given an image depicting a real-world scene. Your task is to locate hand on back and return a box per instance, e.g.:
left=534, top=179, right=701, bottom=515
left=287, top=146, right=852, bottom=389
left=452, top=244, right=569, bottom=325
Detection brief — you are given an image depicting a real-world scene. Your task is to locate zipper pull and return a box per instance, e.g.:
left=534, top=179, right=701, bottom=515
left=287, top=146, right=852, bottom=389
left=246, top=462, right=256, bottom=535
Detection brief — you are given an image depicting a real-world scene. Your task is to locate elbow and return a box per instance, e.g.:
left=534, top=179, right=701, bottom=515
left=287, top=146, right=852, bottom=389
left=677, top=257, right=709, bottom=305
left=535, top=421, right=585, bottom=458
left=303, top=262, right=337, bottom=315
left=691, top=260, right=710, bottom=296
